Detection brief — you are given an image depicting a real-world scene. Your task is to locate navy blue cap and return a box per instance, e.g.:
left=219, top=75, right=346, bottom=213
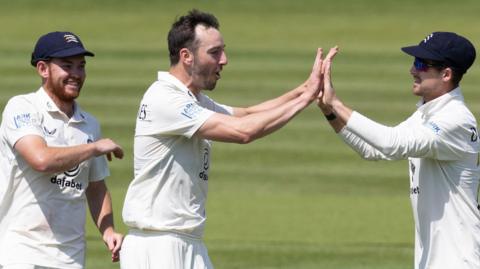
left=31, top=31, right=94, bottom=66
left=401, top=32, right=476, bottom=73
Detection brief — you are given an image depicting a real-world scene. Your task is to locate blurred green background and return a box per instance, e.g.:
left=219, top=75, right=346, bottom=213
left=1, top=0, right=480, bottom=268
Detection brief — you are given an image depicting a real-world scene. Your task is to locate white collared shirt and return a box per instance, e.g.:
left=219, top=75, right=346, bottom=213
left=0, top=88, right=109, bottom=268
left=122, top=72, right=233, bottom=238
left=339, top=88, right=480, bottom=269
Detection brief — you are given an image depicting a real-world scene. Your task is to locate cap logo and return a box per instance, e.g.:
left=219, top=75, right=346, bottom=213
left=64, top=34, right=79, bottom=43
left=423, top=34, right=434, bottom=44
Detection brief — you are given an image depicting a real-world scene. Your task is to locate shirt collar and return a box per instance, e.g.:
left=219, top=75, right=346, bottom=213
left=35, top=87, right=86, bottom=123
left=416, top=87, right=464, bottom=114
left=157, top=71, right=199, bottom=101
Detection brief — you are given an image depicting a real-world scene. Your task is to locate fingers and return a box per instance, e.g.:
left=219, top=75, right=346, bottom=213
left=110, top=234, right=123, bottom=262
left=104, top=232, right=123, bottom=262
left=325, top=46, right=339, bottom=62
left=324, top=46, right=339, bottom=87
left=312, top=48, right=324, bottom=74
left=113, top=148, right=124, bottom=159
left=94, top=139, right=124, bottom=160
left=322, top=46, right=339, bottom=74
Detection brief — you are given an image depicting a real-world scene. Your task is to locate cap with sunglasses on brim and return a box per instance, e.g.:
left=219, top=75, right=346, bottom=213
left=401, top=31, right=476, bottom=74
left=30, top=31, right=95, bottom=67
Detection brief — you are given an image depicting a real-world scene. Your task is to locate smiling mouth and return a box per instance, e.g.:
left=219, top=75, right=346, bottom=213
left=65, top=80, right=81, bottom=88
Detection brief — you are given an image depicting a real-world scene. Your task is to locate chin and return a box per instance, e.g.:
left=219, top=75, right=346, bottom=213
left=205, top=82, right=217, bottom=91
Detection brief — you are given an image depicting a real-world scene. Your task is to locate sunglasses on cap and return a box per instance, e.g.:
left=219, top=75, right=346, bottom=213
left=413, top=57, right=445, bottom=72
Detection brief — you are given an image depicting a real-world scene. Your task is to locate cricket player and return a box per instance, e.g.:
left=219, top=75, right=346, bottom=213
left=0, top=31, right=124, bottom=269
left=120, top=9, right=332, bottom=269
left=318, top=32, right=480, bottom=269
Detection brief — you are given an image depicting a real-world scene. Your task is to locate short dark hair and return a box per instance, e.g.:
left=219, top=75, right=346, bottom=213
left=426, top=59, right=464, bottom=87
left=449, top=68, right=464, bottom=87
left=167, top=9, right=219, bottom=66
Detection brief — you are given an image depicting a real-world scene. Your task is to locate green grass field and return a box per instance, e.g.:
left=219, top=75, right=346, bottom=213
left=1, top=0, right=480, bottom=268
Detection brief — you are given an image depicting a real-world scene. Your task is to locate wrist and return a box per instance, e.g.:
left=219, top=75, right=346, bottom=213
left=318, top=103, right=333, bottom=115
left=324, top=112, right=337, bottom=121
left=102, top=227, right=115, bottom=238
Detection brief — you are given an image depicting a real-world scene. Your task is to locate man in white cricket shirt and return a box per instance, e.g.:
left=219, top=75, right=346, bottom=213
left=120, top=9, right=334, bottom=269
left=0, top=31, right=124, bottom=269
left=318, top=32, right=479, bottom=269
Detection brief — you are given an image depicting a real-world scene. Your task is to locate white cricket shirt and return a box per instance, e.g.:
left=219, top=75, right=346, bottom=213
left=339, top=88, right=480, bottom=269
left=0, top=88, right=109, bottom=268
left=122, top=72, right=232, bottom=239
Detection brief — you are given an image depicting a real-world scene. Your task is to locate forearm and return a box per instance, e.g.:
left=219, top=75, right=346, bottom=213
left=86, top=182, right=115, bottom=235
left=42, top=144, right=99, bottom=173
left=241, top=82, right=307, bottom=115
left=201, top=94, right=310, bottom=143
left=15, top=136, right=123, bottom=174
left=15, top=136, right=99, bottom=174
left=238, top=94, right=309, bottom=141
left=339, top=127, right=393, bottom=160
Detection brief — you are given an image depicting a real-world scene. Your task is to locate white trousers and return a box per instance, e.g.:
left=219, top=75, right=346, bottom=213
left=120, top=229, right=214, bottom=269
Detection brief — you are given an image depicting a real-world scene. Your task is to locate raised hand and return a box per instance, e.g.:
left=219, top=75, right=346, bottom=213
left=317, top=46, right=339, bottom=111
left=301, top=48, right=324, bottom=102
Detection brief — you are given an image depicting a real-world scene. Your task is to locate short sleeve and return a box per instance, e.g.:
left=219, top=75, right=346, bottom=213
left=135, top=84, right=215, bottom=138
left=87, top=120, right=110, bottom=182
left=198, top=93, right=233, bottom=115
left=88, top=155, right=110, bottom=182
left=2, top=96, right=44, bottom=147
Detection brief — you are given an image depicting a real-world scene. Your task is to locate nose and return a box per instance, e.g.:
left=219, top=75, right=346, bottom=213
left=409, top=65, right=417, bottom=75
left=220, top=51, right=228, bottom=66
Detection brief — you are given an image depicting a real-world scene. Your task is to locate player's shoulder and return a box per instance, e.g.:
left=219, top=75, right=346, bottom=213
left=143, top=80, right=181, bottom=99
left=441, top=98, right=476, bottom=124
left=142, top=80, right=192, bottom=110
left=6, top=92, right=37, bottom=106
left=3, top=92, right=38, bottom=115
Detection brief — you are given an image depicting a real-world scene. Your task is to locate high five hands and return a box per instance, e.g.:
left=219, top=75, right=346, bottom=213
left=300, top=46, right=339, bottom=106
left=317, top=46, right=339, bottom=113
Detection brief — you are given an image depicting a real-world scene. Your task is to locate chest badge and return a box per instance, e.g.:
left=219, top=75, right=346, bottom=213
left=43, top=126, right=57, bottom=136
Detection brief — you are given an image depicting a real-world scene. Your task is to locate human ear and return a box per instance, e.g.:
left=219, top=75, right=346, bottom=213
left=36, top=61, right=49, bottom=79
left=441, top=68, right=453, bottom=82
left=179, top=48, right=194, bottom=65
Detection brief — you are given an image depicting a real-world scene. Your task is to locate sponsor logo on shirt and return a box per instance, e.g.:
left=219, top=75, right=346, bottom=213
left=13, top=113, right=34, bottom=128
left=410, top=186, right=420, bottom=194
left=43, top=126, right=57, bottom=136
left=50, top=165, right=83, bottom=190
left=198, top=147, right=210, bottom=181
left=181, top=103, right=202, bottom=119
left=470, top=127, right=478, bottom=142
left=138, top=104, right=148, bottom=120
left=427, top=122, right=441, bottom=134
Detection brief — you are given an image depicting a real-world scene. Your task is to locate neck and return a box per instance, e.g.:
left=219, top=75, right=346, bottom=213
left=169, top=65, right=200, bottom=97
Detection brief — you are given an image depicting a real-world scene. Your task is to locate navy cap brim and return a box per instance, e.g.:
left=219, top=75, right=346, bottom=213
left=49, top=47, right=95, bottom=58
left=401, top=45, right=444, bottom=61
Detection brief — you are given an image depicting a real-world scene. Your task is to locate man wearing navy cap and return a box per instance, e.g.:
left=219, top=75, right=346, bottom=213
left=318, top=32, right=480, bottom=269
left=0, top=31, right=124, bottom=269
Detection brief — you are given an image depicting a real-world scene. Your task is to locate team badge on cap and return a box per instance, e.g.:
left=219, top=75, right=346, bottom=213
left=64, top=34, right=79, bottom=43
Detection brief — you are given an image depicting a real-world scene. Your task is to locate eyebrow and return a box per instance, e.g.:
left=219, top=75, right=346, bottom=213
left=207, top=44, right=226, bottom=51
